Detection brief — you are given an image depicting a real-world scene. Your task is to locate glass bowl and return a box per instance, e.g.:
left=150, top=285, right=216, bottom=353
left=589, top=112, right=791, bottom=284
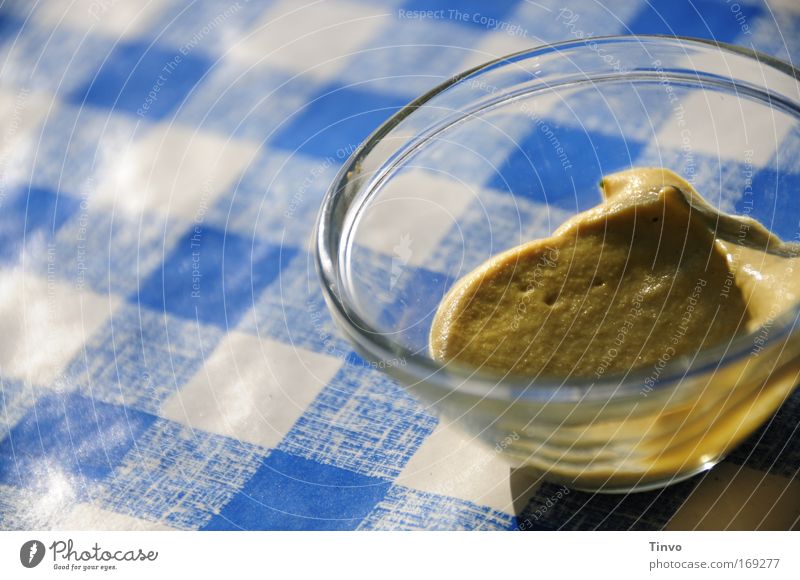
left=315, top=35, right=800, bottom=492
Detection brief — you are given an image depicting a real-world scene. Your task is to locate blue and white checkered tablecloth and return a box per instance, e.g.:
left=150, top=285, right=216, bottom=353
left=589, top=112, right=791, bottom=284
left=0, top=0, right=798, bottom=531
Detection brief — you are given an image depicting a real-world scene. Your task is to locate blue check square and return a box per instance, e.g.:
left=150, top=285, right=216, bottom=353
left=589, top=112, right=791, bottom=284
left=628, top=0, right=762, bottom=43
left=279, top=357, right=438, bottom=480
left=487, top=125, right=645, bottom=211
left=203, top=450, right=390, bottom=530
left=0, top=186, right=79, bottom=265
left=0, top=393, right=156, bottom=494
left=0, top=12, right=23, bottom=48
left=95, top=419, right=267, bottom=530
left=64, top=305, right=224, bottom=415
left=748, top=158, right=800, bottom=241
left=68, top=40, right=212, bottom=120
left=270, top=84, right=409, bottom=159
left=135, top=226, right=296, bottom=329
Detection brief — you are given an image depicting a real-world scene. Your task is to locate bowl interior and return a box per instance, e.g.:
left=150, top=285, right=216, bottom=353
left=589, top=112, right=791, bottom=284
left=328, top=38, right=800, bottom=365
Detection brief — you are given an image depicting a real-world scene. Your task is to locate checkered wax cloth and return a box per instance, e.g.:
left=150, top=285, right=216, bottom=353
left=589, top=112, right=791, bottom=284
left=0, top=0, right=798, bottom=532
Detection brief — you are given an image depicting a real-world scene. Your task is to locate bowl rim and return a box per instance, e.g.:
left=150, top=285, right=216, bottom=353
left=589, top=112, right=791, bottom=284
left=315, top=34, right=800, bottom=402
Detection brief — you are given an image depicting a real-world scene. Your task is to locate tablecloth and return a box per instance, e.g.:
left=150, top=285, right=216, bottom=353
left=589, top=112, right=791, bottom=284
left=0, top=0, right=798, bottom=531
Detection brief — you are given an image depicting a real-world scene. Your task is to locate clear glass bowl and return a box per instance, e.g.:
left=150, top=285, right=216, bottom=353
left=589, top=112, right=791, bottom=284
left=315, top=35, right=800, bottom=492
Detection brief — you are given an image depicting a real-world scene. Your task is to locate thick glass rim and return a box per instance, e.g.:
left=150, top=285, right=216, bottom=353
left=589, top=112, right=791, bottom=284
left=315, top=34, right=800, bottom=403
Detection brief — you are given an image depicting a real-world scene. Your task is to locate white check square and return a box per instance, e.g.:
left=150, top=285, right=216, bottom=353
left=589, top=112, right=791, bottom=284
left=94, top=124, right=260, bottom=220
left=0, top=270, right=118, bottom=385
left=229, top=0, right=390, bottom=81
left=396, top=419, right=539, bottom=514
left=353, top=170, right=476, bottom=267
left=162, top=332, right=342, bottom=449
left=35, top=0, right=168, bottom=40
left=655, top=90, right=793, bottom=166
